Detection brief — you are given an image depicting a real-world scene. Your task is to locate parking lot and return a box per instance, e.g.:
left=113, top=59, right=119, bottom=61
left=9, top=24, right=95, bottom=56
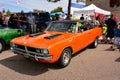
left=0, top=44, right=120, bottom=80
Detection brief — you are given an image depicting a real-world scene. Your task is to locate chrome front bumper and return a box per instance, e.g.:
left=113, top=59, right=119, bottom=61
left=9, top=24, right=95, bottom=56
left=11, top=47, right=52, bottom=60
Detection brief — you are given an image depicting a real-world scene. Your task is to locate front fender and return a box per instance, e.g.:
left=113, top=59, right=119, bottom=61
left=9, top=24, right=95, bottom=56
left=48, top=39, right=72, bottom=62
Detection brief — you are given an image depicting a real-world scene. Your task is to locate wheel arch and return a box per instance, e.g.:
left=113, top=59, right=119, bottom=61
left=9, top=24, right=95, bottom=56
left=63, top=46, right=73, bottom=54
left=56, top=46, right=73, bottom=62
left=0, top=39, right=6, bottom=45
left=56, top=46, right=73, bottom=68
left=0, top=39, right=6, bottom=52
left=89, top=36, right=99, bottom=48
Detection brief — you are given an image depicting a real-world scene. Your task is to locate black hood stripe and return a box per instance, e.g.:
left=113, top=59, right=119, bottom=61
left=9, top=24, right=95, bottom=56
left=44, top=34, right=62, bottom=39
left=29, top=32, right=45, bottom=37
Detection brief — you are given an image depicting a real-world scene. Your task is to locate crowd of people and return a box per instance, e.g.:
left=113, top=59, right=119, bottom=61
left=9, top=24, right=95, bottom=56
left=0, top=10, right=120, bottom=44
left=0, top=11, right=50, bottom=35
left=94, top=14, right=120, bottom=44
left=75, top=13, right=120, bottom=44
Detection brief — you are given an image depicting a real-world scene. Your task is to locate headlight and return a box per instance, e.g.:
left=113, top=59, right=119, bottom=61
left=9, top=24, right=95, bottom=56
left=41, top=49, right=49, bottom=54
left=10, top=43, right=16, bottom=47
left=36, top=48, right=49, bottom=55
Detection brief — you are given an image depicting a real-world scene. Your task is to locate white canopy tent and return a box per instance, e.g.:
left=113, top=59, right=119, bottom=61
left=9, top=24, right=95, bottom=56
left=71, top=2, right=86, bottom=14
left=72, top=4, right=111, bottom=18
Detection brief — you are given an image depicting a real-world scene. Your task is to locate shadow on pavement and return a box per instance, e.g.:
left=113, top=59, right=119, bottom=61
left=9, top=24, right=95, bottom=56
left=72, top=48, right=87, bottom=58
left=115, top=57, right=120, bottom=62
left=0, top=55, right=61, bottom=76
left=104, top=47, right=115, bottom=51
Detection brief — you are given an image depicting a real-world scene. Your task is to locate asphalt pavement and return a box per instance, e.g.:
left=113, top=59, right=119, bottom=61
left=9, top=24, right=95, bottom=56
left=0, top=44, right=120, bottom=80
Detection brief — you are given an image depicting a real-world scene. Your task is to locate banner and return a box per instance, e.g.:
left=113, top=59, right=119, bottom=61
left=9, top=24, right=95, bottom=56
left=76, top=0, right=86, bottom=5
left=73, top=9, right=94, bottom=18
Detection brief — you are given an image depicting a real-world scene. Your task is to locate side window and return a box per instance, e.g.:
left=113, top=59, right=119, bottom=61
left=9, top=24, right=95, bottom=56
left=78, top=22, right=84, bottom=32
left=80, top=22, right=92, bottom=31
left=68, top=23, right=76, bottom=33
left=85, top=22, right=93, bottom=29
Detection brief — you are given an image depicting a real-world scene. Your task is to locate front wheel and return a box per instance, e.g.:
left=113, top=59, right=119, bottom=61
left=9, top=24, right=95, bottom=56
left=0, top=40, right=5, bottom=53
left=56, top=48, right=72, bottom=68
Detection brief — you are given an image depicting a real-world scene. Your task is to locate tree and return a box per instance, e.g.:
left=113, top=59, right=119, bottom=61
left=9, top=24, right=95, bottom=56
left=110, top=0, right=120, bottom=7
left=89, top=0, right=120, bottom=7
left=47, top=0, right=71, bottom=19
left=6, top=9, right=11, bottom=17
left=33, top=9, right=45, bottom=13
left=51, top=7, right=62, bottom=13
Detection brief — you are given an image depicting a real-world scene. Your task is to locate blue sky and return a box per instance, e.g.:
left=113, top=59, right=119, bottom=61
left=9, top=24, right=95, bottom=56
left=0, top=0, right=86, bottom=12
left=0, top=0, right=82, bottom=12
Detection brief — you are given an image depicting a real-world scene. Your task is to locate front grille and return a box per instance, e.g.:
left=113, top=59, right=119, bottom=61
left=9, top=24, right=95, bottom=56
left=11, top=44, right=51, bottom=60
left=16, top=44, right=25, bottom=50
left=27, top=46, right=36, bottom=52
left=13, top=44, right=44, bottom=56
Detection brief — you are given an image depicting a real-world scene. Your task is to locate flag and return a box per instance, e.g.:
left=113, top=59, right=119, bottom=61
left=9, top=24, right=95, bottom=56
left=16, top=0, right=21, bottom=4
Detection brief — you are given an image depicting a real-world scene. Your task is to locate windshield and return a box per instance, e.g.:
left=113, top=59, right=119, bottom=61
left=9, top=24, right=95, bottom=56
left=46, top=22, right=77, bottom=33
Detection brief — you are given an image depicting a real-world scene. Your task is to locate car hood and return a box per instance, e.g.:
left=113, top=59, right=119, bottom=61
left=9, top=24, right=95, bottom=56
left=11, top=31, right=74, bottom=48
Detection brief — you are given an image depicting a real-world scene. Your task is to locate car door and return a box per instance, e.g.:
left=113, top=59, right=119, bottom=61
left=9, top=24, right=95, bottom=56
left=72, top=22, right=91, bottom=53
left=82, top=22, right=94, bottom=45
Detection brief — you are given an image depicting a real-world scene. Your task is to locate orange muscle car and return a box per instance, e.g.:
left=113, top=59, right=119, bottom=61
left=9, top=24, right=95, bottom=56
left=10, top=20, right=103, bottom=68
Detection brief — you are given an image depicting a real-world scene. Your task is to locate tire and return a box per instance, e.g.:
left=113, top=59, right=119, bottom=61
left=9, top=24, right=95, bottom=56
left=89, top=38, right=98, bottom=48
left=56, top=48, right=72, bottom=68
left=0, top=40, right=5, bottom=53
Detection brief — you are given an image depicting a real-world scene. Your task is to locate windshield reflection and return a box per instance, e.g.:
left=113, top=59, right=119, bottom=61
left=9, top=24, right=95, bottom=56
left=46, top=22, right=77, bottom=33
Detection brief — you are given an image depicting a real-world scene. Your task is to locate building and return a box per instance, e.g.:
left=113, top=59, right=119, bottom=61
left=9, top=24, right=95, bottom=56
left=86, top=0, right=120, bottom=20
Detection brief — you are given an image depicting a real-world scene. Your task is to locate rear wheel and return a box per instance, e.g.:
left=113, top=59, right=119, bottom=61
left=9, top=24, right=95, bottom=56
left=89, top=38, right=98, bottom=48
left=56, top=48, right=72, bottom=68
left=0, top=40, right=5, bottom=53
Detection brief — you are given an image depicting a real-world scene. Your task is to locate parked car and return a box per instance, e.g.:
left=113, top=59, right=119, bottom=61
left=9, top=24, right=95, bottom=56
left=10, top=20, right=103, bottom=68
left=0, top=26, right=22, bottom=52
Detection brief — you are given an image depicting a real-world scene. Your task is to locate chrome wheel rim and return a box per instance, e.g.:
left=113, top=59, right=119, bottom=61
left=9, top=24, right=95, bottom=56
left=63, top=51, right=70, bottom=65
left=0, top=42, right=2, bottom=51
left=94, top=39, right=98, bottom=47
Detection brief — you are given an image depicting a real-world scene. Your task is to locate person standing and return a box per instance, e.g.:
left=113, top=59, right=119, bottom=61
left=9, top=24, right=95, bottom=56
left=9, top=13, right=18, bottom=29
left=3, top=17, right=9, bottom=27
left=94, top=16, right=100, bottom=27
left=80, top=14, right=84, bottom=20
left=19, top=13, right=27, bottom=35
left=35, top=12, right=41, bottom=32
left=105, top=14, right=117, bottom=43
left=27, top=13, right=36, bottom=34
left=0, top=12, right=3, bottom=26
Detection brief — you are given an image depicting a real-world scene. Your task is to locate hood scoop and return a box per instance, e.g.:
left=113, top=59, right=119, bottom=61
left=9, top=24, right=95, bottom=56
left=29, top=32, right=45, bottom=37
left=44, top=34, right=62, bottom=39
